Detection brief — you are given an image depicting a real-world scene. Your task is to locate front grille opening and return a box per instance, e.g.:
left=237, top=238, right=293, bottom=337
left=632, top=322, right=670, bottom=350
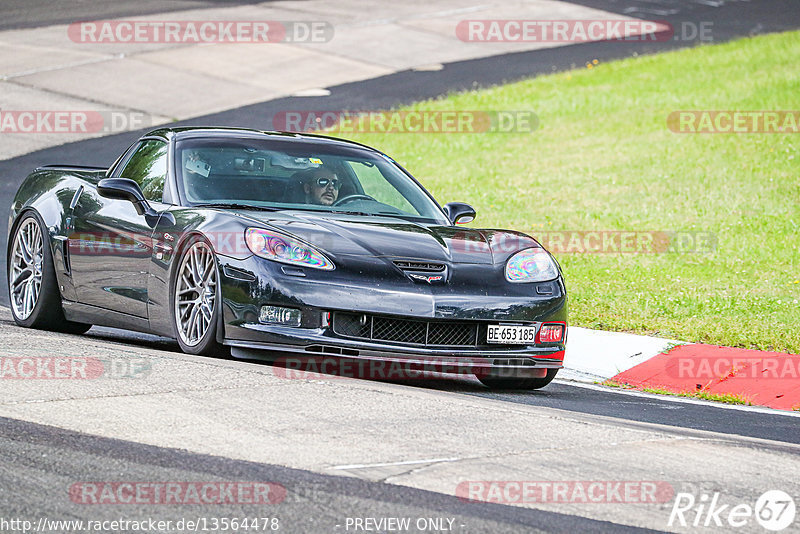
left=493, top=358, right=536, bottom=366
left=428, top=322, right=476, bottom=345
left=333, top=312, right=485, bottom=347
left=392, top=260, right=446, bottom=273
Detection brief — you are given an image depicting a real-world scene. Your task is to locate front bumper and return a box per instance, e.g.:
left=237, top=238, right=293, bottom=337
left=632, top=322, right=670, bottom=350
left=228, top=340, right=564, bottom=379
left=224, top=311, right=566, bottom=379
left=218, top=255, right=567, bottom=378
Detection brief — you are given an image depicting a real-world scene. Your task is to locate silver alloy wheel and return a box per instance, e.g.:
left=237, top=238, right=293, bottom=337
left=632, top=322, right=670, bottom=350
left=174, top=240, right=217, bottom=347
left=9, top=218, right=44, bottom=321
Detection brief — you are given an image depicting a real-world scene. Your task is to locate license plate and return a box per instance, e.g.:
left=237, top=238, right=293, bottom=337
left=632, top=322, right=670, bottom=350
left=487, top=324, right=537, bottom=344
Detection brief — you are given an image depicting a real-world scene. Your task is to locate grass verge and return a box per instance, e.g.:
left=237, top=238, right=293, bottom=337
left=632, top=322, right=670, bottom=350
left=601, top=380, right=751, bottom=405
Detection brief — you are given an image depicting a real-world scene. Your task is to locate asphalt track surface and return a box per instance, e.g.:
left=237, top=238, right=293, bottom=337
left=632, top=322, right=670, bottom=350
left=2, top=2, right=800, bottom=531
left=0, top=0, right=273, bottom=32
left=0, top=416, right=661, bottom=534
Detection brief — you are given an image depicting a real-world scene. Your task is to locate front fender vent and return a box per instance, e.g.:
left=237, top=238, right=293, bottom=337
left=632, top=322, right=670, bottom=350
left=222, top=264, right=257, bottom=282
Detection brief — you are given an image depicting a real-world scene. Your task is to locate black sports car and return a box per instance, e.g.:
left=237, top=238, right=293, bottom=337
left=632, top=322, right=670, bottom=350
left=7, top=127, right=567, bottom=389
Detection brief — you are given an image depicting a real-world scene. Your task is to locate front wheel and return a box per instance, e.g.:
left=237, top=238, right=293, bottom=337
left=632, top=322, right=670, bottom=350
left=8, top=212, right=91, bottom=334
left=172, top=237, right=228, bottom=357
left=476, top=369, right=559, bottom=390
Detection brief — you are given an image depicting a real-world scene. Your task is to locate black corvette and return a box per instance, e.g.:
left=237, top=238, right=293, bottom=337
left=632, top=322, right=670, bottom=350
left=7, top=127, right=567, bottom=389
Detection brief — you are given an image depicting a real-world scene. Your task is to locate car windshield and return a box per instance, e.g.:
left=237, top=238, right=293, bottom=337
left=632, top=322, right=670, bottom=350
left=175, top=137, right=448, bottom=224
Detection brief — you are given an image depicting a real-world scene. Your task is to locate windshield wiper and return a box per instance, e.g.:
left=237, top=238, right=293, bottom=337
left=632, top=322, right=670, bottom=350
left=192, top=203, right=278, bottom=212
left=330, top=209, right=374, bottom=217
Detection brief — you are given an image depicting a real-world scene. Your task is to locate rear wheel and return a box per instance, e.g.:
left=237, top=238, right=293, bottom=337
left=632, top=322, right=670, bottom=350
left=8, top=212, right=91, bottom=334
left=476, top=369, right=559, bottom=390
left=172, top=237, right=228, bottom=357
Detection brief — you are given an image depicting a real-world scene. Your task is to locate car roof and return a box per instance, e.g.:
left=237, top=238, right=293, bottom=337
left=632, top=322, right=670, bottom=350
left=142, top=126, right=381, bottom=154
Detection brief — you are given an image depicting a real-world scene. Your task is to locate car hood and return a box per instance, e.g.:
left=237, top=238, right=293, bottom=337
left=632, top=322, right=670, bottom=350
left=233, top=210, right=539, bottom=265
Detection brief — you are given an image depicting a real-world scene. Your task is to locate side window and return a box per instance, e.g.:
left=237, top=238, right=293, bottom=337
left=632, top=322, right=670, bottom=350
left=119, top=140, right=168, bottom=202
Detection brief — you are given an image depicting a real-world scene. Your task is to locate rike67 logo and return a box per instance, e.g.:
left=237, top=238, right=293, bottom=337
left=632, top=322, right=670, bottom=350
left=669, top=490, right=796, bottom=531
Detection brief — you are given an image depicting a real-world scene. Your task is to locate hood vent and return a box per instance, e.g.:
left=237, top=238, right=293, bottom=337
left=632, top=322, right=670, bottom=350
left=393, top=260, right=446, bottom=272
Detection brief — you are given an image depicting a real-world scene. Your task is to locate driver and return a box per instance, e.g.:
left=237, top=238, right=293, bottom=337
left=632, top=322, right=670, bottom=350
left=302, top=168, right=341, bottom=206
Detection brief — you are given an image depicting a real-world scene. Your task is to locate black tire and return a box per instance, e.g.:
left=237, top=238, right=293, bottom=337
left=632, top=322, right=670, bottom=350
left=7, top=211, right=91, bottom=334
left=476, top=369, right=559, bottom=390
left=171, top=235, right=229, bottom=357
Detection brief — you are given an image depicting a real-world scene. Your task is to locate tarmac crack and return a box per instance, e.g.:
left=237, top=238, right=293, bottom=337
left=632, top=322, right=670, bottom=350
left=331, top=436, right=693, bottom=484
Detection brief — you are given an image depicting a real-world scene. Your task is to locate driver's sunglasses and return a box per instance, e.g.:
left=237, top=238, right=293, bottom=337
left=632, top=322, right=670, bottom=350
left=315, top=177, right=341, bottom=190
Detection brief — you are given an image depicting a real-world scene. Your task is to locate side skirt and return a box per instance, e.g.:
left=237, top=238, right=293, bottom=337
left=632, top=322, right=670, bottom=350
left=62, top=300, right=152, bottom=334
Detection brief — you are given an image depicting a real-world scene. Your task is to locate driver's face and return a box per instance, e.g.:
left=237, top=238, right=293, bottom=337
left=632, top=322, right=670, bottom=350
left=305, top=173, right=340, bottom=205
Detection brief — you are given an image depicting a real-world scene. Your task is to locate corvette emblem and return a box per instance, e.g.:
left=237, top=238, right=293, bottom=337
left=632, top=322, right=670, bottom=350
left=408, top=273, right=445, bottom=284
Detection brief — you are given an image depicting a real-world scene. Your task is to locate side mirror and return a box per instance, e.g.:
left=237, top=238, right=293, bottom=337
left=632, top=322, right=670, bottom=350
left=97, top=178, right=173, bottom=227
left=98, top=177, right=148, bottom=212
left=443, top=202, right=476, bottom=225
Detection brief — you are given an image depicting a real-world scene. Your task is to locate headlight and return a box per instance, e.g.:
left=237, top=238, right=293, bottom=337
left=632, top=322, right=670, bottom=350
left=505, top=248, right=558, bottom=283
left=245, top=228, right=334, bottom=270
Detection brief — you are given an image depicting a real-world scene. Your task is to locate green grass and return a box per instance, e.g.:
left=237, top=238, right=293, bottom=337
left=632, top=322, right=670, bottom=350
left=601, top=380, right=751, bottom=405
left=642, top=388, right=752, bottom=406
left=340, top=31, right=800, bottom=353
left=641, top=387, right=750, bottom=406
left=601, top=380, right=636, bottom=390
